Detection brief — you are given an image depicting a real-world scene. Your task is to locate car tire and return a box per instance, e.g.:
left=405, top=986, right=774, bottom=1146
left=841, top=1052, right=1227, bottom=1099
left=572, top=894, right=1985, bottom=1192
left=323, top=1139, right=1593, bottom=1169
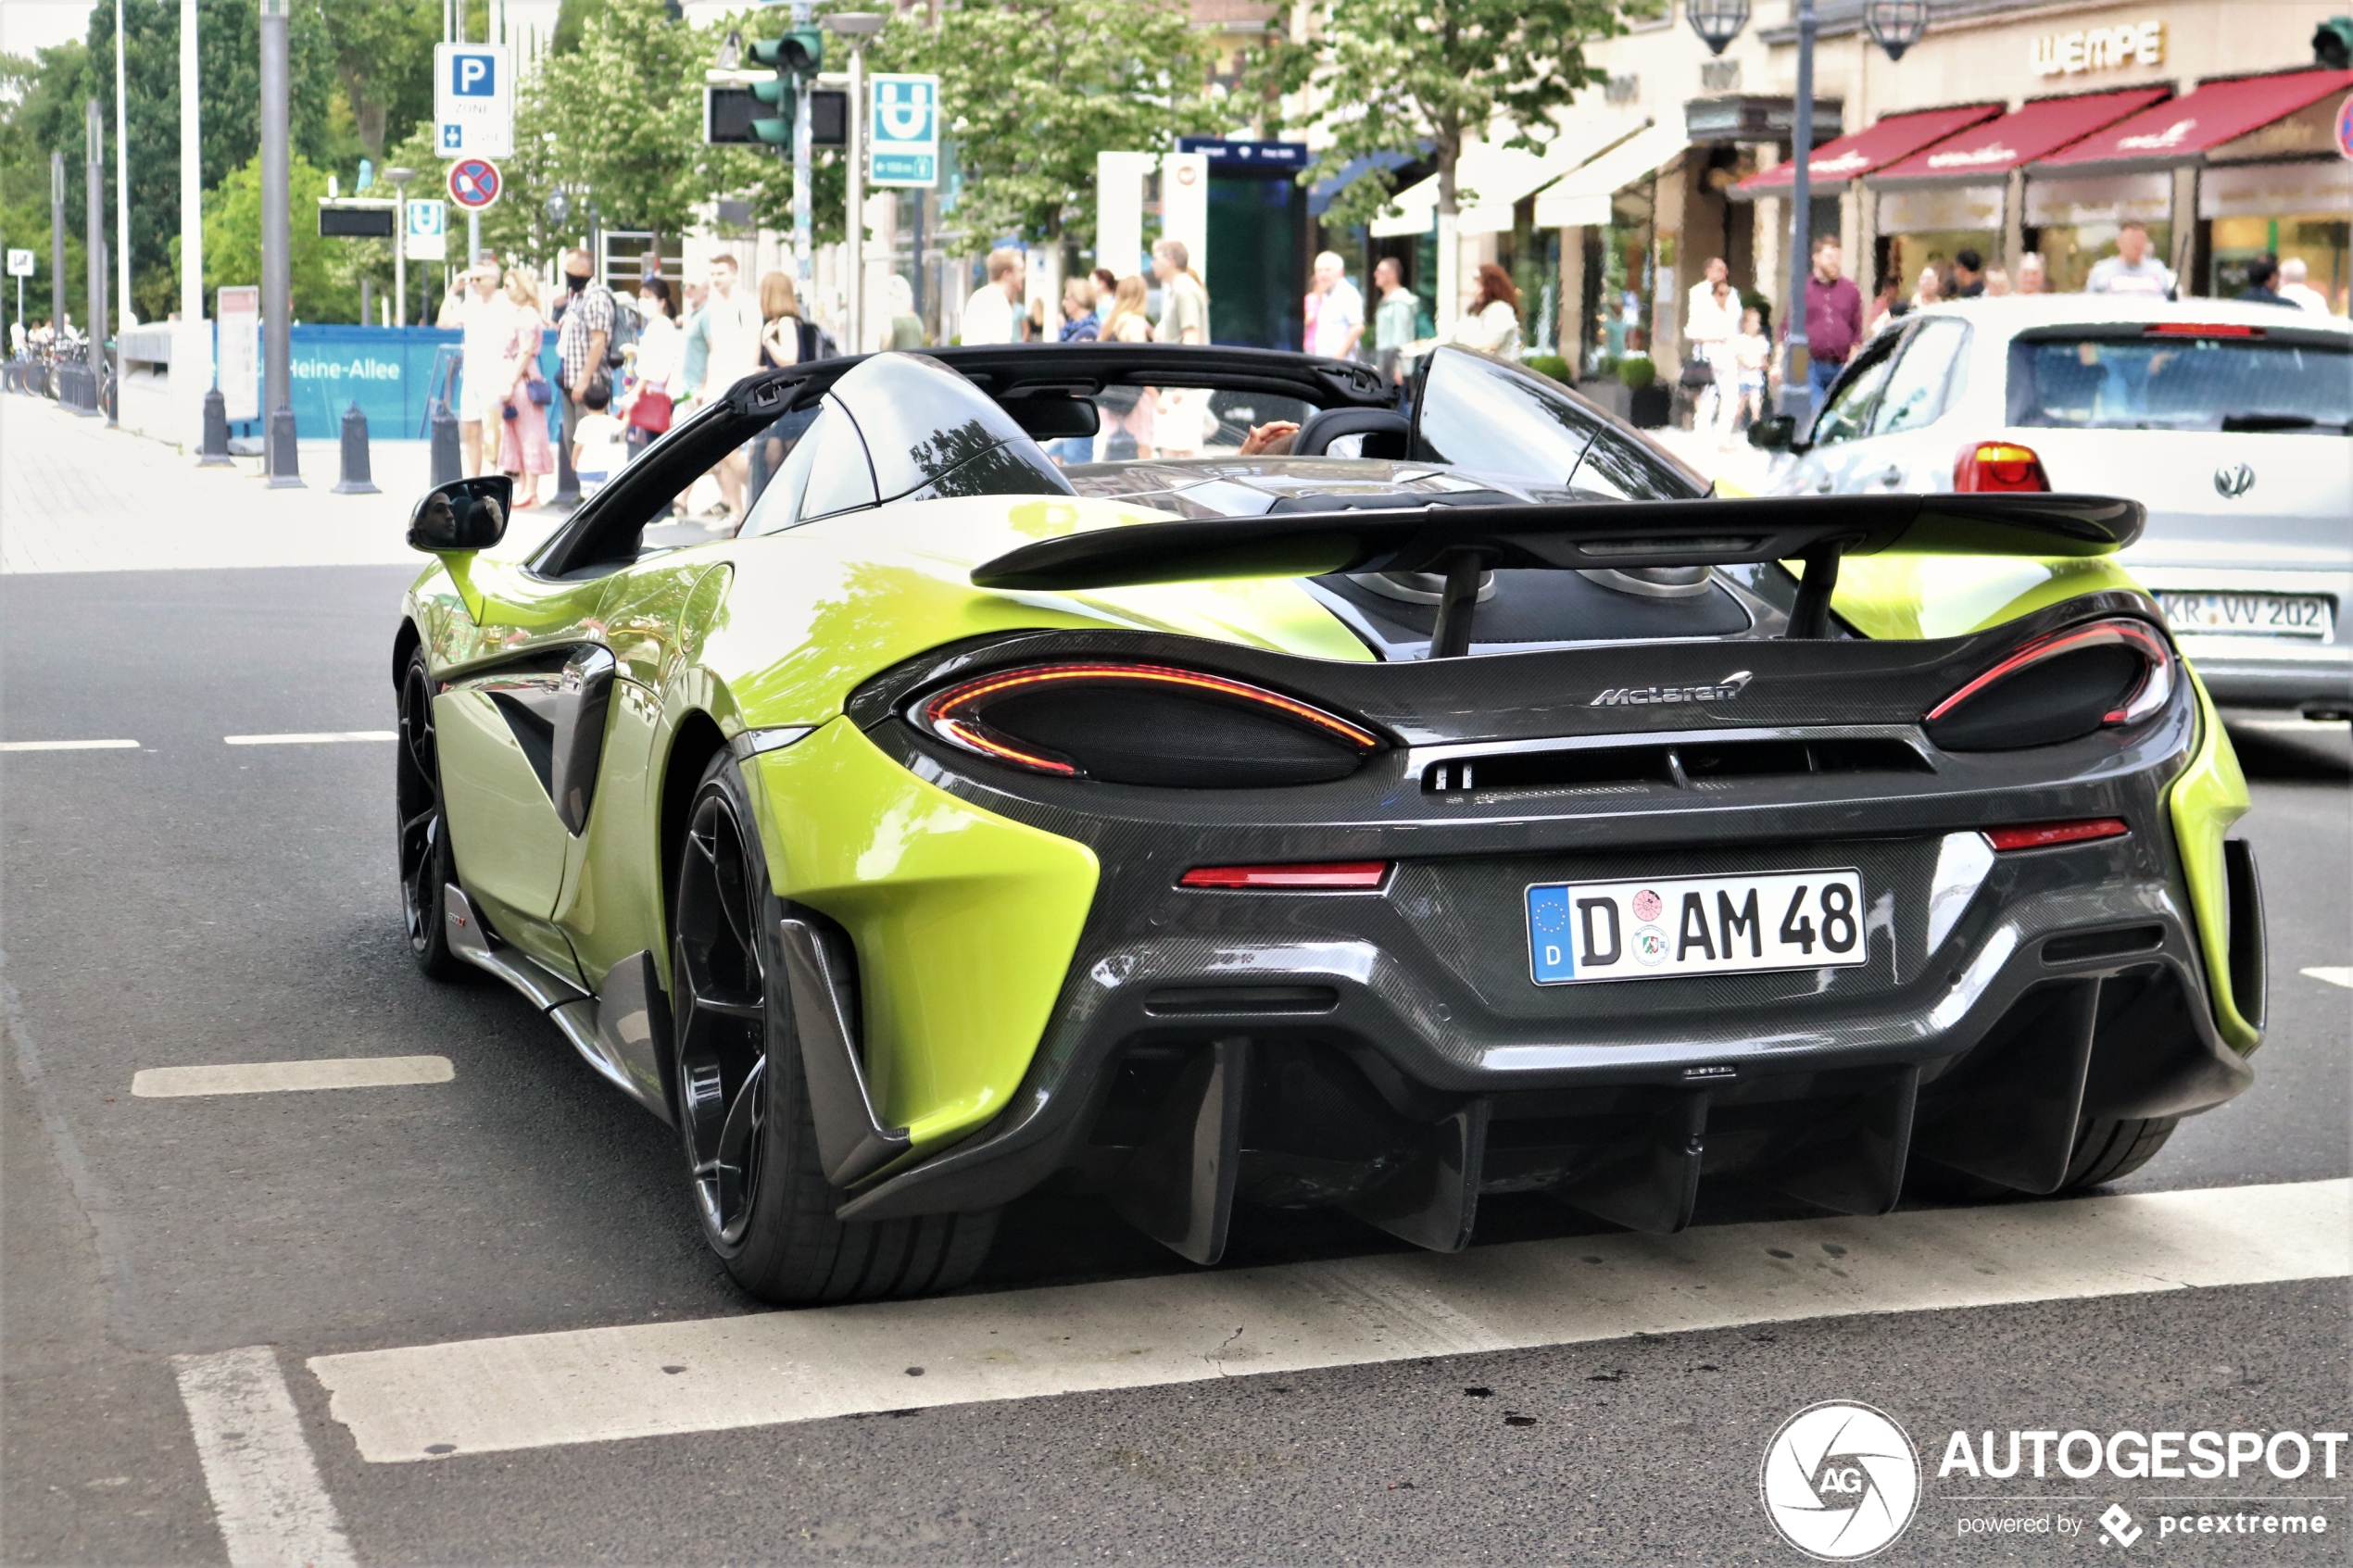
left=2056, top=1115, right=2178, bottom=1192
left=670, top=751, right=999, bottom=1304
left=396, top=647, right=465, bottom=982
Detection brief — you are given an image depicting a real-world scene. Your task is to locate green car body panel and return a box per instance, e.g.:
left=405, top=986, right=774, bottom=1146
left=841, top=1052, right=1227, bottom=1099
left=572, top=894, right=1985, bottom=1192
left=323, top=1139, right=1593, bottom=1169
left=404, top=495, right=1376, bottom=1155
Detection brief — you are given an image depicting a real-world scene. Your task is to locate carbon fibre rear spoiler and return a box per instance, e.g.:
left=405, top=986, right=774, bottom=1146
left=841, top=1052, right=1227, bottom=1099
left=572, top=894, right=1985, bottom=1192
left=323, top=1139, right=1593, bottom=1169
left=970, top=493, right=2144, bottom=652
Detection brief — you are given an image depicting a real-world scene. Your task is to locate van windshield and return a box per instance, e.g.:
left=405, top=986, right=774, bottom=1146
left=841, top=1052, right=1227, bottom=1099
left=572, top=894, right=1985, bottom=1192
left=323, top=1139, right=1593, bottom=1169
left=2007, top=332, right=2353, bottom=433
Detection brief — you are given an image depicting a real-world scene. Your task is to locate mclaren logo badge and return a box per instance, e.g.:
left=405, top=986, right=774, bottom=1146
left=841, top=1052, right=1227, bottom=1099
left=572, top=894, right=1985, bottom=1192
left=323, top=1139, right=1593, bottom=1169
left=2213, top=462, right=2256, bottom=499
left=1589, top=671, right=1754, bottom=707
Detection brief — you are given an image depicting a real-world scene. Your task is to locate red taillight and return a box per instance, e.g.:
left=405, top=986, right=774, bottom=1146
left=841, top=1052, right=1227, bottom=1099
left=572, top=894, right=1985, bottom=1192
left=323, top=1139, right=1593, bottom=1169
left=1179, top=861, right=1390, bottom=889
left=2144, top=321, right=2262, bottom=338
left=1927, top=618, right=2172, bottom=725
left=912, top=661, right=1384, bottom=784
left=1954, top=441, right=2051, bottom=493
left=1984, top=819, right=2130, bottom=852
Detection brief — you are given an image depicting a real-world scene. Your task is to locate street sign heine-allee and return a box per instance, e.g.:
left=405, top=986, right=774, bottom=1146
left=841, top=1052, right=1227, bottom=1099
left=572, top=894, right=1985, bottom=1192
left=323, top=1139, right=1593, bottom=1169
left=406, top=199, right=447, bottom=261
left=434, top=44, right=513, bottom=159
left=869, top=73, right=939, bottom=187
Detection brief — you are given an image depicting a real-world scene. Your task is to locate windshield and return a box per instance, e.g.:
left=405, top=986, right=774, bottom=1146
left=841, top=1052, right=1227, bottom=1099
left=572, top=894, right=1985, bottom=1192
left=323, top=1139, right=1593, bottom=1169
left=2007, top=333, right=2353, bottom=433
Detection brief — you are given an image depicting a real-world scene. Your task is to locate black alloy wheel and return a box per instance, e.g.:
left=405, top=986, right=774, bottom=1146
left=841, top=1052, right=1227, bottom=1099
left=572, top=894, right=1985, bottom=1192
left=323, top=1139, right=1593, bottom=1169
left=396, top=649, right=463, bottom=980
left=668, top=752, right=1001, bottom=1303
left=672, top=779, right=773, bottom=1248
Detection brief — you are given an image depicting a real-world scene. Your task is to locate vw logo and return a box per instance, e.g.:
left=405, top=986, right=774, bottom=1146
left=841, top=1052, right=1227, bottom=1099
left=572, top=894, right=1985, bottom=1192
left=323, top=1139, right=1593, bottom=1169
left=1759, top=1400, right=1920, bottom=1561
left=2214, top=462, right=2256, bottom=499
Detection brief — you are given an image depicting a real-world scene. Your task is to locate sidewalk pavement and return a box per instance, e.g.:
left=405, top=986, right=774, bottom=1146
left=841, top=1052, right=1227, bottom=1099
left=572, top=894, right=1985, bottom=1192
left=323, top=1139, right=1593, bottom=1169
left=1, top=395, right=567, bottom=575
left=1644, top=422, right=1776, bottom=494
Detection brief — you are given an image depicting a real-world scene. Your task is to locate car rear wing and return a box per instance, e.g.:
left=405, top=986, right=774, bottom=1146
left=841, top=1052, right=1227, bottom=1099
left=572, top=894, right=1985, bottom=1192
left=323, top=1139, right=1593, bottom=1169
left=970, top=493, right=2144, bottom=653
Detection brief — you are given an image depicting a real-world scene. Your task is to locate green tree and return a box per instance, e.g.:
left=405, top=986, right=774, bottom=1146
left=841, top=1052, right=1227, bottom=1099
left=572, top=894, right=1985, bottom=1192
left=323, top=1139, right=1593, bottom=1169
left=0, top=41, right=94, bottom=330
left=313, top=0, right=440, bottom=162
left=1249, top=0, right=1644, bottom=307
left=526, top=0, right=705, bottom=261
left=877, top=0, right=1231, bottom=255
left=203, top=150, right=355, bottom=321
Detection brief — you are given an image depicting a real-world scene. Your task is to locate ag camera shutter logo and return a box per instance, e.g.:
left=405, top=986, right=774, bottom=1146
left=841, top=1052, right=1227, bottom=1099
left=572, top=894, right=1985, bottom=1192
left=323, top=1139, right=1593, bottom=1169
left=1760, top=1400, right=1921, bottom=1561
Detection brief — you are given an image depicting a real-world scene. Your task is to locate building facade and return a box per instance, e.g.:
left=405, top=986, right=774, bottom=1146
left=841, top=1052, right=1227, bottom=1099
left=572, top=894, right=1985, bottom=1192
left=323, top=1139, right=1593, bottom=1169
left=1520, top=0, right=2349, bottom=383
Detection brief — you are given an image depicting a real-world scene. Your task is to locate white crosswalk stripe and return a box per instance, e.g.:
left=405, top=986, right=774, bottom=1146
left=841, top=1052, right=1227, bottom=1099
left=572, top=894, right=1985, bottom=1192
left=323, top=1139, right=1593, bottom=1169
left=310, top=1178, right=2349, bottom=1464
left=223, top=731, right=398, bottom=746
left=132, top=1056, right=454, bottom=1098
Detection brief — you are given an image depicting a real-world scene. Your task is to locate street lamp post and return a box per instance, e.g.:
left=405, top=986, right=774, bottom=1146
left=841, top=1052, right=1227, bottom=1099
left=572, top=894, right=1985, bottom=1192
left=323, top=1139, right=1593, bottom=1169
left=85, top=97, right=107, bottom=419
left=385, top=167, right=417, bottom=326
left=824, top=12, right=887, bottom=353
left=1780, top=0, right=1818, bottom=422
left=259, top=0, right=300, bottom=484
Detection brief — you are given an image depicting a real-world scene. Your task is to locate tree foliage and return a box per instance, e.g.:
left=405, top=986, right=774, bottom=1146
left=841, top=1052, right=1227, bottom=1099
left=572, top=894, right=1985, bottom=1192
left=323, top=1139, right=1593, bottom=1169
left=523, top=0, right=707, bottom=258
left=1249, top=0, right=1647, bottom=231
left=875, top=0, right=1232, bottom=253
left=203, top=150, right=360, bottom=321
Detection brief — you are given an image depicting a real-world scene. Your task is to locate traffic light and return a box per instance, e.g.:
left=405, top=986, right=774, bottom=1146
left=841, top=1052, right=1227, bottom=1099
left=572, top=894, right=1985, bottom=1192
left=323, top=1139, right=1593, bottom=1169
left=746, top=28, right=824, bottom=147
left=2315, top=16, right=2353, bottom=69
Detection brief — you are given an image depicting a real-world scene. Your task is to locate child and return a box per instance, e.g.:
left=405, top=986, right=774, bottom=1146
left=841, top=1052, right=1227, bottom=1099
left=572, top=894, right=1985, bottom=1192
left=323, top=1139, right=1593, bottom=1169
left=571, top=380, right=627, bottom=495
left=1734, top=308, right=1771, bottom=433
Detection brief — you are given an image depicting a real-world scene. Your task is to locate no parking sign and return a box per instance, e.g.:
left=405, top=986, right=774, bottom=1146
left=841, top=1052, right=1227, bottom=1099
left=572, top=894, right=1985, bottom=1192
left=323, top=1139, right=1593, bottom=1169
left=447, top=158, right=501, bottom=212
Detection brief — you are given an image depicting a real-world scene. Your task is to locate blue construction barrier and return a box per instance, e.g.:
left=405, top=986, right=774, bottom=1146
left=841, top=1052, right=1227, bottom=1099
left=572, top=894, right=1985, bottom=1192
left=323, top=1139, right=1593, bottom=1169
left=217, top=323, right=562, bottom=444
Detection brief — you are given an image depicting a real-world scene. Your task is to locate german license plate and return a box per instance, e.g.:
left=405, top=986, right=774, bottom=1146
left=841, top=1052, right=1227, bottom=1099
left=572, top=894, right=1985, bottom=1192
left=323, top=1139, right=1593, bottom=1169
left=1527, top=869, right=1869, bottom=985
left=2157, top=591, right=2333, bottom=639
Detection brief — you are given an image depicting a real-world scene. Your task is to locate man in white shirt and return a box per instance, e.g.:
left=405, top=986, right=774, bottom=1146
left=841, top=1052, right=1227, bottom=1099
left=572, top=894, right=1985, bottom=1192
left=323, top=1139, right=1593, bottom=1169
left=2277, top=257, right=2331, bottom=314
left=1304, top=250, right=1364, bottom=360
left=1683, top=257, right=1743, bottom=444
left=961, top=249, right=1025, bottom=345
left=2084, top=221, right=2175, bottom=298
left=436, top=255, right=514, bottom=478
left=677, top=253, right=761, bottom=519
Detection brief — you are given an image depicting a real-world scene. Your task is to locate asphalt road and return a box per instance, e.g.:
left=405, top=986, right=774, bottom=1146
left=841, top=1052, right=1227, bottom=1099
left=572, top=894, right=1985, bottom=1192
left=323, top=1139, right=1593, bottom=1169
left=4, top=563, right=2347, bottom=1566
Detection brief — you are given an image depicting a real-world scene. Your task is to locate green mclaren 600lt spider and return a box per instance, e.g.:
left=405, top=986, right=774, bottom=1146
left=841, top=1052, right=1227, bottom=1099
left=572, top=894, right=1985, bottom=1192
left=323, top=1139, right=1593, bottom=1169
left=393, top=344, right=2264, bottom=1304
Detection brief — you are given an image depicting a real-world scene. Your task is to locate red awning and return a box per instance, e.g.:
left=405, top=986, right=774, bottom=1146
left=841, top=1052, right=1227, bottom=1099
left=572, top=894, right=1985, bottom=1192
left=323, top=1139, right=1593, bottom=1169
left=1869, top=88, right=2170, bottom=186
left=2036, top=68, right=2353, bottom=170
left=1735, top=105, right=2003, bottom=195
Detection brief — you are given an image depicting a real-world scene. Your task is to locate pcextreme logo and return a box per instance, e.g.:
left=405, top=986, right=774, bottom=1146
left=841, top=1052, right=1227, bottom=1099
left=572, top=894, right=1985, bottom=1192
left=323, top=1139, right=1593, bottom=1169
left=1760, top=1401, right=1922, bottom=1561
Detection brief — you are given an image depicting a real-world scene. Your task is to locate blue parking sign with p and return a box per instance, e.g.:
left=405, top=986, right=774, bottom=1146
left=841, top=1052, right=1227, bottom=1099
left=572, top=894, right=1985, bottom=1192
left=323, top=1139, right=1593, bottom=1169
left=453, top=53, right=496, bottom=95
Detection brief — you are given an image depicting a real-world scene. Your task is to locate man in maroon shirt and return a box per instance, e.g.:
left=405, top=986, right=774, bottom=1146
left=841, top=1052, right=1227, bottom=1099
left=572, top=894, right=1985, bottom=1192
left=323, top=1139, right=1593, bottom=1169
left=1792, top=235, right=1864, bottom=407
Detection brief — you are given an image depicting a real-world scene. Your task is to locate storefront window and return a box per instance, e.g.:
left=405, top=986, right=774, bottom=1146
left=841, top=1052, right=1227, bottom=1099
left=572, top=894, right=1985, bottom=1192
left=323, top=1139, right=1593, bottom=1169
left=2209, top=215, right=2350, bottom=312
left=1600, top=193, right=1654, bottom=365
left=2034, top=221, right=2174, bottom=295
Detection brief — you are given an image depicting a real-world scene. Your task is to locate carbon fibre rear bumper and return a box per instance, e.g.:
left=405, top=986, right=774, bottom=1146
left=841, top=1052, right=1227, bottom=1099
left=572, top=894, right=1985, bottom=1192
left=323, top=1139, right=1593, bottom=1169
left=830, top=605, right=2257, bottom=1248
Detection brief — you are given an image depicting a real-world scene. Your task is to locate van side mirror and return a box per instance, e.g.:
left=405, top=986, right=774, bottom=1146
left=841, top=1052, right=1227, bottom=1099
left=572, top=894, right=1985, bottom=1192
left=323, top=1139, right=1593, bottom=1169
left=1747, top=414, right=1798, bottom=452
left=409, top=475, right=512, bottom=554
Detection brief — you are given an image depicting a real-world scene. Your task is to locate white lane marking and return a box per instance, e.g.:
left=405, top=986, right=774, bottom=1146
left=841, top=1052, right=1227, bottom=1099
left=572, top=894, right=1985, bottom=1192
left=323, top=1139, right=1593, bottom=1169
left=172, top=1346, right=358, bottom=1568
left=2303, top=967, right=2353, bottom=989
left=2229, top=717, right=2351, bottom=732
left=223, top=731, right=398, bottom=746
left=311, top=1178, right=2349, bottom=1463
left=1, top=738, right=140, bottom=751
left=132, top=1056, right=455, bottom=1098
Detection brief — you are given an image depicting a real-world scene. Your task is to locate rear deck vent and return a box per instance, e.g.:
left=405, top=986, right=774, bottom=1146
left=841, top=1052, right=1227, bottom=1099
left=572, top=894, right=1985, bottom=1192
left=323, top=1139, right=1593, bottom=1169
left=1141, top=985, right=1340, bottom=1017
left=2041, top=924, right=2165, bottom=964
left=1424, top=736, right=1930, bottom=796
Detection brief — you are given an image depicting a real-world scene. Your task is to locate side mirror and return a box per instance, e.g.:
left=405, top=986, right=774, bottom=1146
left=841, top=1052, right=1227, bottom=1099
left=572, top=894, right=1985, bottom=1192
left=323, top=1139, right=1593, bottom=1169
left=1747, top=414, right=1799, bottom=452
left=409, top=475, right=512, bottom=554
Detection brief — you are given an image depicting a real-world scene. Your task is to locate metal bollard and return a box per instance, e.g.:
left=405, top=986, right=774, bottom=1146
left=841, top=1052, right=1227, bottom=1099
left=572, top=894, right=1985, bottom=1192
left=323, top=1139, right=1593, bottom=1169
left=330, top=401, right=379, bottom=494
left=428, top=396, right=461, bottom=486
left=198, top=386, right=233, bottom=466
left=265, top=405, right=304, bottom=488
